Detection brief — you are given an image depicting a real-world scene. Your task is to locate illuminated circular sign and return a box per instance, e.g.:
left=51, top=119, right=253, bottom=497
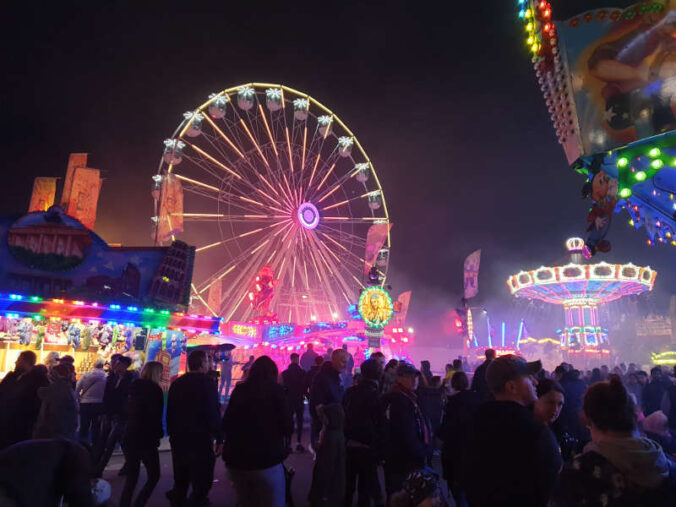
left=358, top=286, right=394, bottom=328
left=297, top=202, right=320, bottom=230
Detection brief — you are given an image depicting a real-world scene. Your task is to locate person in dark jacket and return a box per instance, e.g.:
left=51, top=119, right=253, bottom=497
left=306, top=355, right=325, bottom=449
left=420, top=361, right=433, bottom=387
left=281, top=353, right=308, bottom=452
left=0, top=352, right=49, bottom=450
left=382, top=362, right=431, bottom=498
left=223, top=355, right=293, bottom=507
left=341, top=344, right=355, bottom=389
left=417, top=376, right=444, bottom=437
left=470, top=348, right=495, bottom=402
left=438, top=371, right=480, bottom=507
left=551, top=376, right=676, bottom=507
left=94, top=354, right=135, bottom=477
left=343, top=359, right=386, bottom=507
left=120, top=361, right=164, bottom=507
left=644, top=366, right=667, bottom=416
left=559, top=369, right=588, bottom=444
left=462, top=355, right=561, bottom=507
left=310, top=349, right=348, bottom=451
left=0, top=439, right=94, bottom=507
left=662, top=365, right=676, bottom=432
left=309, top=403, right=346, bottom=507
left=301, top=343, right=320, bottom=372
left=33, top=363, right=78, bottom=441
left=217, top=349, right=234, bottom=401
left=381, top=359, right=398, bottom=395
left=167, top=350, right=222, bottom=507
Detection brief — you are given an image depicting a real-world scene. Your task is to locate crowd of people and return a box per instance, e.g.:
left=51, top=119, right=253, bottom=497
left=0, top=344, right=676, bottom=506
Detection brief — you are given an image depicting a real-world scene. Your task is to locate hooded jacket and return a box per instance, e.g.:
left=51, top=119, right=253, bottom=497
left=551, top=436, right=676, bottom=507
left=33, top=379, right=78, bottom=441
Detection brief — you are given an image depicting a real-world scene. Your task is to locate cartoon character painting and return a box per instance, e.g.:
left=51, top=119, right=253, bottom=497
left=67, top=323, right=81, bottom=348
left=18, top=319, right=33, bottom=346
left=583, top=4, right=676, bottom=147
left=581, top=165, right=619, bottom=257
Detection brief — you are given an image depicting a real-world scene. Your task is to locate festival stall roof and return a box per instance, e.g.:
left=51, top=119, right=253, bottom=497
left=0, top=206, right=195, bottom=310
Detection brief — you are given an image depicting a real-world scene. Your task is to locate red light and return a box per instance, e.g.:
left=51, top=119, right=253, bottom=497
left=544, top=23, right=551, bottom=32
left=543, top=9, right=551, bottom=18
left=539, top=1, right=545, bottom=8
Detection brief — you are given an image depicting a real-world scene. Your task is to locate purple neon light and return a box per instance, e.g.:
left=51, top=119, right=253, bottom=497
left=298, top=202, right=320, bottom=230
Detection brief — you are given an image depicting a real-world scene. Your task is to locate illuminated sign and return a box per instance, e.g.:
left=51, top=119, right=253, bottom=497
left=230, top=323, right=259, bottom=338
left=358, top=286, right=394, bottom=329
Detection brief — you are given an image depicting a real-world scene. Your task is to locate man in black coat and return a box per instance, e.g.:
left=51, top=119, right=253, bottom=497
left=343, top=358, right=386, bottom=507
left=470, top=348, right=495, bottom=402
left=94, top=355, right=135, bottom=477
left=643, top=366, right=667, bottom=416
left=463, top=355, right=561, bottom=507
left=0, top=351, right=49, bottom=450
left=281, top=352, right=307, bottom=452
left=167, top=349, right=222, bottom=507
left=309, top=349, right=347, bottom=451
left=382, top=362, right=431, bottom=498
left=559, top=369, right=587, bottom=442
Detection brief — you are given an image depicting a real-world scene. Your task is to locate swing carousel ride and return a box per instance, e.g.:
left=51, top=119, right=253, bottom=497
left=508, top=237, right=656, bottom=365
left=152, top=83, right=412, bottom=356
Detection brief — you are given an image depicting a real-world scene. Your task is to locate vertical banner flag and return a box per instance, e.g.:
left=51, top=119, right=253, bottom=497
left=28, top=177, right=57, bottom=212
left=207, top=279, right=222, bottom=316
left=65, top=167, right=102, bottom=230
left=363, top=223, right=392, bottom=276
left=61, top=153, right=88, bottom=208
left=397, top=291, right=412, bottom=325
left=158, top=174, right=184, bottom=242
left=463, top=249, right=481, bottom=299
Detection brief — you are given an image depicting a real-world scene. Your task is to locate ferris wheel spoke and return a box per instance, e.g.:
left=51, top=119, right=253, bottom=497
left=258, top=104, right=279, bottom=159
left=314, top=162, right=337, bottom=193
left=186, top=142, right=241, bottom=180
left=304, top=146, right=342, bottom=199
left=321, top=190, right=379, bottom=212
left=178, top=180, right=273, bottom=216
left=309, top=232, right=356, bottom=305
left=196, top=234, right=271, bottom=294
left=195, top=220, right=288, bottom=254
left=191, top=283, right=219, bottom=317
left=202, top=113, right=245, bottom=159
left=175, top=213, right=288, bottom=223
left=321, top=217, right=386, bottom=224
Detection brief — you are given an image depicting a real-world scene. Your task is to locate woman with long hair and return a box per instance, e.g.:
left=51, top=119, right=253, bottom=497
left=223, top=355, right=293, bottom=507
left=119, top=361, right=164, bottom=507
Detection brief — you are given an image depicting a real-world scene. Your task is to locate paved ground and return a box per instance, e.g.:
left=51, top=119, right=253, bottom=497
left=104, top=436, right=316, bottom=507
left=104, top=408, right=450, bottom=507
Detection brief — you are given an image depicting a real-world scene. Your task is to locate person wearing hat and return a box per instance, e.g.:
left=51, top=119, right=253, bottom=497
left=462, top=355, right=561, bottom=507
left=382, top=362, right=432, bottom=499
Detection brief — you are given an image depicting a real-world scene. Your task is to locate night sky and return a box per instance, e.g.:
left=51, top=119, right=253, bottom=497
left=2, top=1, right=674, bottom=346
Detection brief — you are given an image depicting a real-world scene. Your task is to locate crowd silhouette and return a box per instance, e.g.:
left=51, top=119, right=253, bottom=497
left=0, top=346, right=675, bottom=506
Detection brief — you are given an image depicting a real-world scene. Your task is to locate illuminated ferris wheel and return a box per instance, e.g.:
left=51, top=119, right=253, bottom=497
left=154, top=83, right=390, bottom=323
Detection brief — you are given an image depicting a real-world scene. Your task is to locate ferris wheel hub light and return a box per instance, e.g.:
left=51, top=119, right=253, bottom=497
left=298, top=202, right=320, bottom=230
